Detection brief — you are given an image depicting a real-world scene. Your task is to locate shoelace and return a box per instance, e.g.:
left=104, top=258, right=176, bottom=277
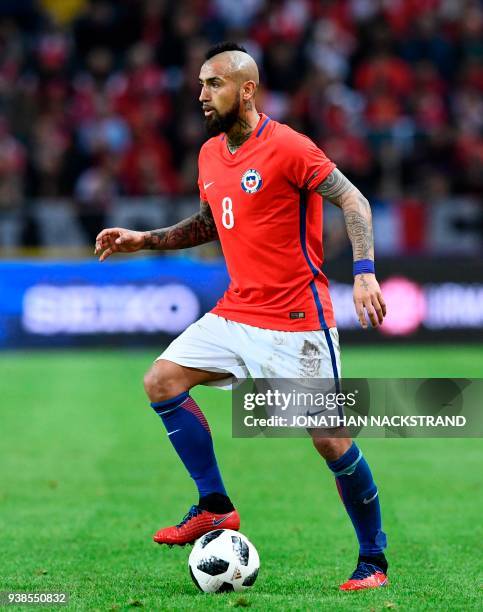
left=176, top=505, right=202, bottom=528
left=349, top=561, right=383, bottom=581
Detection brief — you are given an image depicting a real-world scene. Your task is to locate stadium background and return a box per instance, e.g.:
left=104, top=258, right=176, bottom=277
left=0, top=0, right=482, bottom=346
left=1, top=1, right=482, bottom=609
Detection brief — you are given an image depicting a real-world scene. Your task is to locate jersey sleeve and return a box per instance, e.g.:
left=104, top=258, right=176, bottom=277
left=283, top=130, right=336, bottom=191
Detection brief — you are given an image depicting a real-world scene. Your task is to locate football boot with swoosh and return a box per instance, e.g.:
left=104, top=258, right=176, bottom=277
left=339, top=557, right=388, bottom=591
left=153, top=505, right=241, bottom=546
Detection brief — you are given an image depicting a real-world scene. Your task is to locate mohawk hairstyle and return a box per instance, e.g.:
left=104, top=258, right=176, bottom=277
left=205, top=42, right=248, bottom=60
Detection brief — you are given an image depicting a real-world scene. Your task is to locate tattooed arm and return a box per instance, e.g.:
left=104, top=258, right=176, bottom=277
left=144, top=200, right=218, bottom=249
left=95, top=200, right=218, bottom=261
left=315, top=169, right=374, bottom=260
left=315, top=169, right=386, bottom=328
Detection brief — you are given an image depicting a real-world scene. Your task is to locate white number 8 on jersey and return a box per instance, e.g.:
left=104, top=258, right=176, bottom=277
left=221, top=197, right=234, bottom=229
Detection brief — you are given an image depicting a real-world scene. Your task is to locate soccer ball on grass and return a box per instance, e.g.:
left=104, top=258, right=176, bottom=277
left=188, top=529, right=260, bottom=593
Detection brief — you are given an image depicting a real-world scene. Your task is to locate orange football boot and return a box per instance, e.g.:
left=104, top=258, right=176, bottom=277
left=153, top=505, right=240, bottom=546
left=340, top=561, right=388, bottom=591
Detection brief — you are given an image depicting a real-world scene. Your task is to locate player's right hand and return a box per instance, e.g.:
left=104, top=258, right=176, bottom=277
left=95, top=227, right=146, bottom=262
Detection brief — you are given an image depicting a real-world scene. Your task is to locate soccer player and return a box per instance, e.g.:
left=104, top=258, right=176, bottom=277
left=95, top=42, right=388, bottom=591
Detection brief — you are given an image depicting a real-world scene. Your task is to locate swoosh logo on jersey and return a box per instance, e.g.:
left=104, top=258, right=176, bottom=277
left=203, top=181, right=215, bottom=189
left=363, top=491, right=379, bottom=504
left=305, top=409, right=325, bottom=417
left=212, top=512, right=233, bottom=526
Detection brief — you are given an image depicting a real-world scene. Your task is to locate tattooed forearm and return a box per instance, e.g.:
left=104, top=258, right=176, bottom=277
left=316, top=169, right=374, bottom=261
left=143, top=200, right=218, bottom=250
left=343, top=207, right=374, bottom=260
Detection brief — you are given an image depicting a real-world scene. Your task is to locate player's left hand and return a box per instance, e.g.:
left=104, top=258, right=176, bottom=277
left=353, top=274, right=386, bottom=329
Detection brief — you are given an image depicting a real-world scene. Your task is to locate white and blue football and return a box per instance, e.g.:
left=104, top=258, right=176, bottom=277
left=188, top=529, right=260, bottom=593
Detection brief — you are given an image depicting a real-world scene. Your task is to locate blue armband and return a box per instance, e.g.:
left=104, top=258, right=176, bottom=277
left=353, top=259, right=375, bottom=276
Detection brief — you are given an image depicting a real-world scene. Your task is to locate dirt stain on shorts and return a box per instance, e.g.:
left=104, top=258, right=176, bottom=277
left=299, top=340, right=321, bottom=377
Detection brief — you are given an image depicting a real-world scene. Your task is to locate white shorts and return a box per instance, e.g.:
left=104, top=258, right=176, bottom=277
left=157, top=313, right=341, bottom=390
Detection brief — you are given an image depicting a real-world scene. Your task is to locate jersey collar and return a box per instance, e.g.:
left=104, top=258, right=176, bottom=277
left=220, top=113, right=270, bottom=161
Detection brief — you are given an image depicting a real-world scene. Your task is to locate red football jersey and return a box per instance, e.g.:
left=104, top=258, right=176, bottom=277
left=198, top=113, right=337, bottom=331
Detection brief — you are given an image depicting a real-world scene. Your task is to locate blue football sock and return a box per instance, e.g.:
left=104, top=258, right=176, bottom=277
left=151, top=392, right=227, bottom=499
left=327, top=442, right=387, bottom=557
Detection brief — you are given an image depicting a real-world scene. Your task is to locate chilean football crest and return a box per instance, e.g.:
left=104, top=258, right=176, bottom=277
left=241, top=168, right=263, bottom=193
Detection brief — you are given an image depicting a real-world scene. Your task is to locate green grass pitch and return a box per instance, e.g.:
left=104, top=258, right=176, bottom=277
left=1, top=345, right=482, bottom=610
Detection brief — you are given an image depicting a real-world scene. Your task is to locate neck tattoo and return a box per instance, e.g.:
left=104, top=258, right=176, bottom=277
left=227, top=131, right=253, bottom=153
left=226, top=116, right=254, bottom=154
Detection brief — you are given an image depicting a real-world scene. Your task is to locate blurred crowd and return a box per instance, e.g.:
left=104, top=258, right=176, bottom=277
left=0, top=0, right=481, bottom=254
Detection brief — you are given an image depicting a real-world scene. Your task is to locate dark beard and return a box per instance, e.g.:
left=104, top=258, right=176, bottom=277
left=203, top=94, right=240, bottom=137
